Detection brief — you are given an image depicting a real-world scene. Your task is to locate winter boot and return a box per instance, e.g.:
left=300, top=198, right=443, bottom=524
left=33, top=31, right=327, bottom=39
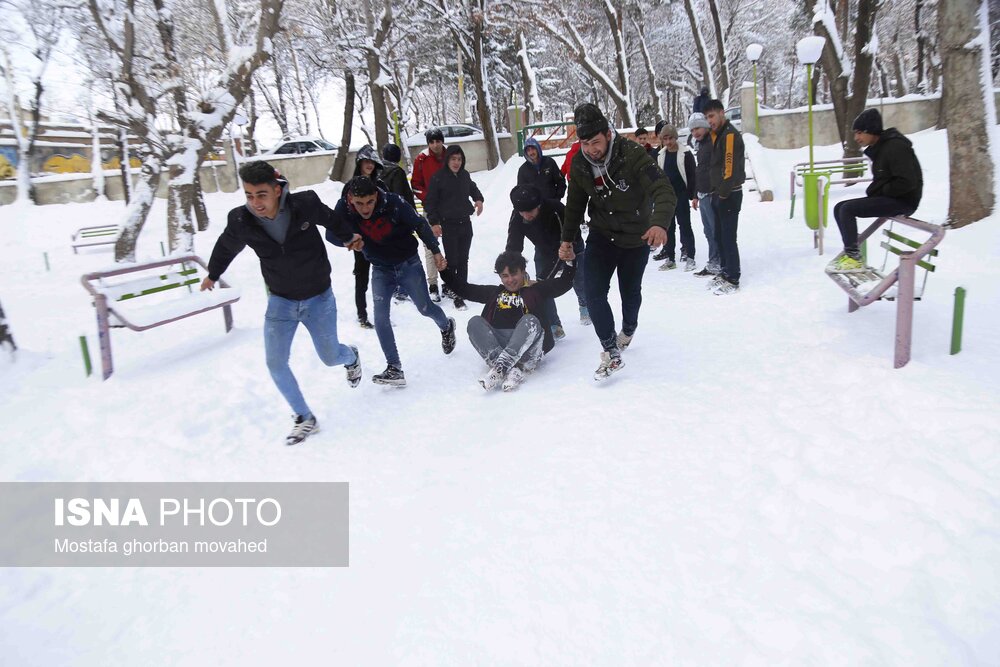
left=441, top=317, right=457, bottom=354
left=429, top=284, right=442, bottom=303
left=372, top=365, right=406, bottom=387
left=594, top=349, right=624, bottom=381
left=345, top=346, right=362, bottom=388
left=286, top=414, right=319, bottom=446
left=453, top=297, right=468, bottom=311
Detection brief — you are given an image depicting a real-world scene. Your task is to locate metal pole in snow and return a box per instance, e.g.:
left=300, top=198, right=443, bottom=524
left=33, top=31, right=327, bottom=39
left=951, top=287, right=966, bottom=355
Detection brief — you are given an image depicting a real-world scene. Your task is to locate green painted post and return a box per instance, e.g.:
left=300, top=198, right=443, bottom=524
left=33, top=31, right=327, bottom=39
left=951, top=287, right=966, bottom=355
left=392, top=111, right=402, bottom=164
left=861, top=239, right=867, bottom=265
left=160, top=241, right=166, bottom=257
left=753, top=62, right=760, bottom=135
left=80, top=335, right=93, bottom=377
left=806, top=63, right=814, bottom=171
left=43, top=252, right=50, bottom=271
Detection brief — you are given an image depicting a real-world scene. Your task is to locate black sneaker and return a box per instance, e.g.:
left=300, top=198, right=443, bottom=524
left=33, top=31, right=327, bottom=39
left=372, top=365, right=406, bottom=387
left=453, top=297, right=468, bottom=311
left=286, top=414, right=319, bottom=446
left=358, top=317, right=374, bottom=329
left=442, top=285, right=458, bottom=300
left=393, top=289, right=410, bottom=304
left=441, top=317, right=457, bottom=354
left=429, top=285, right=442, bottom=303
left=652, top=247, right=670, bottom=261
left=345, top=346, right=362, bottom=388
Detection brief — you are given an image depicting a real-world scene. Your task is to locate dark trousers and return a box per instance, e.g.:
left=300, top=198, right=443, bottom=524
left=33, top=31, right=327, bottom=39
left=666, top=200, right=696, bottom=260
left=583, top=230, right=651, bottom=351
left=353, top=251, right=371, bottom=319
left=534, top=240, right=586, bottom=327
left=833, top=196, right=916, bottom=257
left=441, top=220, right=474, bottom=285
left=712, top=190, right=743, bottom=284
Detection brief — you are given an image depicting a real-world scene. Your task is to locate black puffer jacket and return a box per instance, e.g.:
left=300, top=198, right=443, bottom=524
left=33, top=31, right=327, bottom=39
left=864, top=128, right=923, bottom=209
left=424, top=145, right=484, bottom=225
left=208, top=190, right=356, bottom=300
left=381, top=162, right=416, bottom=208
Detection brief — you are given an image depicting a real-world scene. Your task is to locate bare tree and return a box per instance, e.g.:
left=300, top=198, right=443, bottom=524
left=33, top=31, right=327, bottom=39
left=940, top=0, right=995, bottom=226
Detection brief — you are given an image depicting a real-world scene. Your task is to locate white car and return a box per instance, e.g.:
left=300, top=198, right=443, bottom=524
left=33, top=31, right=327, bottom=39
left=266, top=136, right=338, bottom=155
left=405, top=124, right=484, bottom=147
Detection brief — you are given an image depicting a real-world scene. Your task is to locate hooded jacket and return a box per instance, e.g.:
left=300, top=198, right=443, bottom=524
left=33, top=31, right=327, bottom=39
left=863, top=128, right=922, bottom=209
left=381, top=162, right=416, bottom=208
left=562, top=131, right=677, bottom=249
left=517, top=137, right=567, bottom=201
left=353, top=146, right=389, bottom=191
left=424, top=145, right=485, bottom=225
left=208, top=189, right=356, bottom=301
left=411, top=144, right=447, bottom=202
left=327, top=190, right=440, bottom=267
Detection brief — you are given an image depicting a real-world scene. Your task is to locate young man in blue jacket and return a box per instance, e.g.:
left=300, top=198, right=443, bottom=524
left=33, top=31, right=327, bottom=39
left=328, top=176, right=457, bottom=387
left=202, top=160, right=363, bottom=446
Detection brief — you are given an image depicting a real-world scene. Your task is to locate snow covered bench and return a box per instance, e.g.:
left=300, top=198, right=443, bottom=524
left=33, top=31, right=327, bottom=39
left=71, top=224, right=121, bottom=254
left=81, top=255, right=240, bottom=380
left=827, top=216, right=945, bottom=369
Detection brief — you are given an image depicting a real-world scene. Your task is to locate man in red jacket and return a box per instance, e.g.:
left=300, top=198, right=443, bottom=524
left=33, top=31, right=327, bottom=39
left=410, top=128, right=448, bottom=302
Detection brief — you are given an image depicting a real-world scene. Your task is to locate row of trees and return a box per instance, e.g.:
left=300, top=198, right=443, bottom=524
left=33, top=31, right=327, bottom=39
left=0, top=0, right=997, bottom=259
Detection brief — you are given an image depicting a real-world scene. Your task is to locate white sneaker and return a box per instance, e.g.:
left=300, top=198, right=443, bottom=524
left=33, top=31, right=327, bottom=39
left=502, top=367, right=525, bottom=392
left=706, top=274, right=727, bottom=289
left=286, top=414, right=319, bottom=446
left=658, top=259, right=677, bottom=271
left=479, top=365, right=505, bottom=391
left=684, top=257, right=697, bottom=271
left=345, top=346, right=362, bottom=388
left=616, top=331, right=633, bottom=350
left=713, top=280, right=740, bottom=295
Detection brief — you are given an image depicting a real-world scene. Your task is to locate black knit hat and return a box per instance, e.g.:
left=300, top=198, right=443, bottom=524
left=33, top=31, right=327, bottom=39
left=509, top=184, right=542, bottom=212
left=382, top=143, right=402, bottom=163
left=574, top=103, right=609, bottom=140
left=852, top=108, right=883, bottom=135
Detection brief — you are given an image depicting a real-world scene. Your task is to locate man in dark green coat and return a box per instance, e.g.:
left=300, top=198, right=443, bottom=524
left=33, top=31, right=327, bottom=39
left=558, top=103, right=677, bottom=381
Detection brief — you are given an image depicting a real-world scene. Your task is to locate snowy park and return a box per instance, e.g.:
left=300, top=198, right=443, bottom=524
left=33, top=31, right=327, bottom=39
left=3, top=0, right=1000, bottom=663
left=2, top=126, right=999, bottom=664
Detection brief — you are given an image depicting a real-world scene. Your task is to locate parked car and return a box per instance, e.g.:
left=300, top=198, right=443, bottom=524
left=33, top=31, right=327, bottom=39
left=726, top=106, right=742, bottom=131
left=405, top=124, right=484, bottom=146
left=266, top=136, right=338, bottom=155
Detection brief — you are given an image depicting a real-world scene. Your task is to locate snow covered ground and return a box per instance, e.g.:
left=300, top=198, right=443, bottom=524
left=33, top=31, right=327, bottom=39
left=1, top=129, right=999, bottom=665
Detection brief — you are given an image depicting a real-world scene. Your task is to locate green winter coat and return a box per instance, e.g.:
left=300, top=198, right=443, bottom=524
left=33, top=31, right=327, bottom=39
left=561, top=133, right=677, bottom=249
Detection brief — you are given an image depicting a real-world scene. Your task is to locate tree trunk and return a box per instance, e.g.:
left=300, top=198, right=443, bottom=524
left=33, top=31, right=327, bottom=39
left=516, top=31, right=543, bottom=123
left=916, top=0, right=927, bottom=91
left=193, top=172, right=209, bottom=232
left=471, top=5, right=500, bottom=169
left=682, top=0, right=717, bottom=99
left=634, top=19, right=664, bottom=122
left=332, top=69, right=355, bottom=182
left=114, top=151, right=162, bottom=262
left=706, top=0, right=731, bottom=104
left=940, top=0, right=995, bottom=226
left=0, top=298, right=16, bottom=357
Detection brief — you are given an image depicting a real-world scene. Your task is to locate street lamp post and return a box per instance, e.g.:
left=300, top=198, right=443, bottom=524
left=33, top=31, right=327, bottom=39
left=746, top=43, right=763, bottom=135
left=796, top=36, right=825, bottom=171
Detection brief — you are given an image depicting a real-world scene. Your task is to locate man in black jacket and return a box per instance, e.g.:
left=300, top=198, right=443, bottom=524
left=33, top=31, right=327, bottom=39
left=705, top=99, right=746, bottom=295
left=380, top=143, right=416, bottom=208
left=441, top=250, right=576, bottom=392
left=828, top=109, right=923, bottom=273
left=328, top=176, right=456, bottom=388
left=425, top=145, right=485, bottom=310
left=506, top=184, right=588, bottom=332
left=202, top=160, right=363, bottom=446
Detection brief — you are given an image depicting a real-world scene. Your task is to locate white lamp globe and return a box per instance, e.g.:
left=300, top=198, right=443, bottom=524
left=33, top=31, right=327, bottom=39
left=796, top=36, right=826, bottom=65
left=746, top=44, right=763, bottom=62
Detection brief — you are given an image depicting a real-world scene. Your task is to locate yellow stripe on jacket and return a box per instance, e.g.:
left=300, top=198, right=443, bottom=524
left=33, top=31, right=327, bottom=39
left=724, top=133, right=734, bottom=181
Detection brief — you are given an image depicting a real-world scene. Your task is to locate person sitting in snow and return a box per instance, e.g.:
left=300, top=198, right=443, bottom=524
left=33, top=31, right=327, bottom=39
left=440, top=250, right=576, bottom=392
left=827, top=108, right=924, bottom=273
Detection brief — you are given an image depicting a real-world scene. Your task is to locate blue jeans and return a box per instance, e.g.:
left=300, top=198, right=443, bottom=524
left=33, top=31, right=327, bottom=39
left=583, top=231, right=651, bottom=350
left=264, top=287, right=356, bottom=418
left=371, top=254, right=450, bottom=367
left=698, top=193, right=720, bottom=267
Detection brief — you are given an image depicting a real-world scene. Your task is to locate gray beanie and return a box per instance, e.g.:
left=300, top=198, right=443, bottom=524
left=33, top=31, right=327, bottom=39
left=687, top=113, right=710, bottom=131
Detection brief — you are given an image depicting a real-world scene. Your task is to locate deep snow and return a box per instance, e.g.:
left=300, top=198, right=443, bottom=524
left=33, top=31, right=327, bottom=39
left=1, top=128, right=998, bottom=665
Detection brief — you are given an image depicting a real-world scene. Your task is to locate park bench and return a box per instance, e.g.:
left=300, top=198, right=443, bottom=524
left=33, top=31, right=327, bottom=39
left=71, top=224, right=120, bottom=254
left=826, top=216, right=945, bottom=368
left=80, top=255, right=240, bottom=379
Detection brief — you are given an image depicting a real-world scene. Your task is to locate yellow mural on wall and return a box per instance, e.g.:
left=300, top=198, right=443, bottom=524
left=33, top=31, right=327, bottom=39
left=43, top=154, right=92, bottom=174
left=0, top=155, right=14, bottom=180
left=102, top=156, right=143, bottom=170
